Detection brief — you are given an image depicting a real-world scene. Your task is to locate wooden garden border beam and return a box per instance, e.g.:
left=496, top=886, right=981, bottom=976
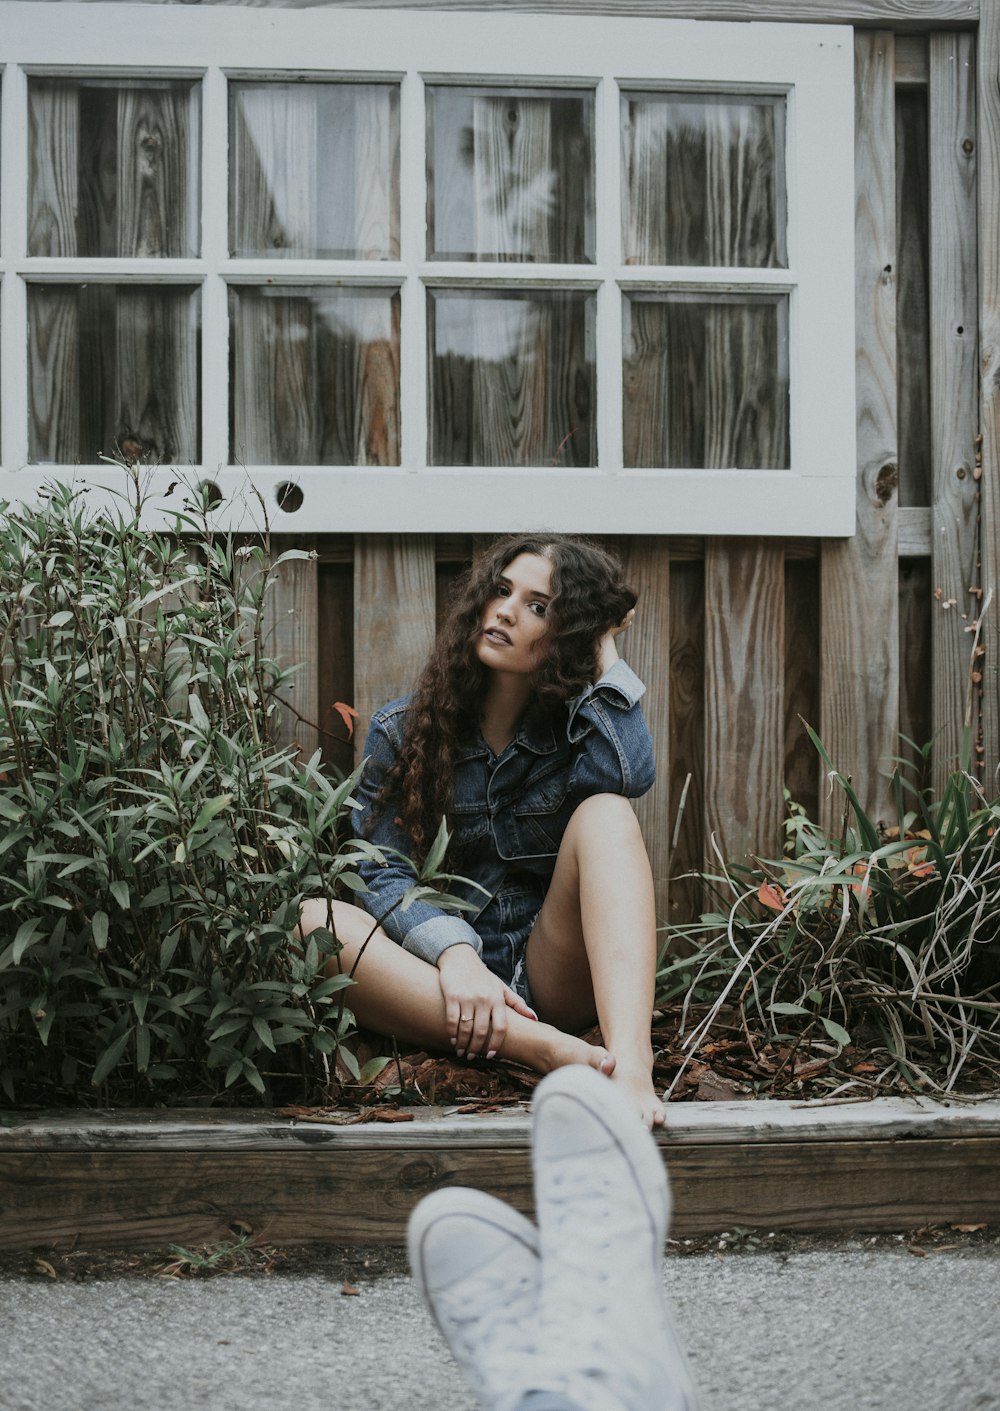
left=4, top=1099, right=1000, bottom=1249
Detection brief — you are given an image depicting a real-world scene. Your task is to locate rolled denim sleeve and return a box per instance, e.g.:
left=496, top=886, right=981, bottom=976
left=351, top=710, right=483, bottom=965
left=565, top=659, right=656, bottom=798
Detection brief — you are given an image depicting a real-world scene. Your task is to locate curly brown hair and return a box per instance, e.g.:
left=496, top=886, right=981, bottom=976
left=372, top=534, right=637, bottom=865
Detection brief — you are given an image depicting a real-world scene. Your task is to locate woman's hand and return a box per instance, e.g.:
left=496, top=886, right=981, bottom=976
left=436, top=943, right=537, bottom=1059
left=596, top=606, right=636, bottom=679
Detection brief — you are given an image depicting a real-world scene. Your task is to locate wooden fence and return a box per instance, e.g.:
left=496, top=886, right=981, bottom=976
left=259, top=25, right=995, bottom=928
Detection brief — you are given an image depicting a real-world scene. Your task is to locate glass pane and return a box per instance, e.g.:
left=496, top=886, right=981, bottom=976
left=427, top=87, right=595, bottom=263
left=623, top=293, right=789, bottom=468
left=429, top=288, right=595, bottom=466
left=28, top=285, right=201, bottom=464
left=28, top=79, right=200, bottom=257
left=622, top=92, right=786, bottom=268
left=230, top=83, right=399, bottom=259
left=229, top=287, right=400, bottom=465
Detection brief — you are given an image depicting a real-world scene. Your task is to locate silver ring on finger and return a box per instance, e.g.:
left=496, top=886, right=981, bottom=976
left=460, top=1013, right=472, bottom=1022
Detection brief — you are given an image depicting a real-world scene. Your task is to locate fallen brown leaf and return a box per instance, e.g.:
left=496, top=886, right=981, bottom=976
left=34, top=1259, right=57, bottom=1280
left=341, top=1283, right=361, bottom=1297
left=907, top=1246, right=927, bottom=1257
left=951, top=1223, right=987, bottom=1233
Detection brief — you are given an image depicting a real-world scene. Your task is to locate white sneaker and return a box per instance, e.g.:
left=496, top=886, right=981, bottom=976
left=530, top=1066, right=701, bottom=1411
left=408, top=1186, right=541, bottom=1411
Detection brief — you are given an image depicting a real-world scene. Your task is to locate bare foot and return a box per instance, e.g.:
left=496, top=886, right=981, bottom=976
left=539, top=1024, right=616, bottom=1078
left=609, top=1060, right=666, bottom=1130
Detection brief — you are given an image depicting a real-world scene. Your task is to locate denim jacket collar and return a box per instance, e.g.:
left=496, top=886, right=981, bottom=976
left=454, top=704, right=560, bottom=763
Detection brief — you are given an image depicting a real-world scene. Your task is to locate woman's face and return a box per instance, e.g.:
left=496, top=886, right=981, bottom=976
left=475, top=552, right=553, bottom=676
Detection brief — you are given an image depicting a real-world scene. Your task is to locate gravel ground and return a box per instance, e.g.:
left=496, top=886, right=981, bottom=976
left=1, top=1233, right=999, bottom=1411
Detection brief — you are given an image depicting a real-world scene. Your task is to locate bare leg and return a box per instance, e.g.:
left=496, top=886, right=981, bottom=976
left=298, top=899, right=614, bottom=1079
left=524, top=794, right=665, bottom=1128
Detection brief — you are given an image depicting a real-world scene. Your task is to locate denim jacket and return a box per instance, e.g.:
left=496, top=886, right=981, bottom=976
left=351, top=658, right=655, bottom=967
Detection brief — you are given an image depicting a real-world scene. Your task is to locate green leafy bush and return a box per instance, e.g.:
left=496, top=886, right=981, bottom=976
left=0, top=474, right=411, bottom=1105
left=658, top=728, right=1000, bottom=1096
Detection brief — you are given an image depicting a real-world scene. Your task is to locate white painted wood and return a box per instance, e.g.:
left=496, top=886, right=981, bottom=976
left=0, top=3, right=856, bottom=537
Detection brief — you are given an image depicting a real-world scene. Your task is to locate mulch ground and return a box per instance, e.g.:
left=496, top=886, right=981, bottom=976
left=272, top=1004, right=997, bottom=1124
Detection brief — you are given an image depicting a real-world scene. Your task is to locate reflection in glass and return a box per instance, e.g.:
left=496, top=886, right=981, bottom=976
left=429, top=288, right=595, bottom=466
left=230, top=287, right=400, bottom=465
left=28, top=285, right=200, bottom=464
left=28, top=79, right=200, bottom=257
left=623, top=293, right=788, bottom=468
left=622, top=92, right=786, bottom=267
left=427, top=87, right=595, bottom=263
left=230, top=83, right=399, bottom=259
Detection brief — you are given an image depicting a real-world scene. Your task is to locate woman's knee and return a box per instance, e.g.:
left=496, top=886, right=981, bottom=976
left=565, top=792, right=643, bottom=844
left=297, top=898, right=375, bottom=949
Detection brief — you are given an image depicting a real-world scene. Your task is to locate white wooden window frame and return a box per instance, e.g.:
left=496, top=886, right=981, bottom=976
left=0, top=3, right=855, bottom=535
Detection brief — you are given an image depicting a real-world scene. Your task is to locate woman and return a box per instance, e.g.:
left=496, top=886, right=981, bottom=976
left=299, top=534, right=665, bottom=1127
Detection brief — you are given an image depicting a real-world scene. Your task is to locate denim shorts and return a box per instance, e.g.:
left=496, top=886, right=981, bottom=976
left=476, top=879, right=543, bottom=1014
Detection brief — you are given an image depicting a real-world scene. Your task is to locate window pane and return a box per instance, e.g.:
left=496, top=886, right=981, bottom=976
left=28, top=285, right=200, bottom=463
left=28, top=79, right=200, bottom=257
left=623, top=292, right=789, bottom=468
left=230, top=83, right=399, bottom=260
left=622, top=93, right=786, bottom=267
left=429, top=288, right=595, bottom=466
left=427, top=87, right=595, bottom=263
left=229, top=287, right=400, bottom=465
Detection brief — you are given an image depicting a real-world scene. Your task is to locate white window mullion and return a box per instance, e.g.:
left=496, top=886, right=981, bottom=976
left=594, top=73, right=622, bottom=475
left=201, top=65, right=228, bottom=481
left=4, top=63, right=29, bottom=472
left=399, top=67, right=425, bottom=476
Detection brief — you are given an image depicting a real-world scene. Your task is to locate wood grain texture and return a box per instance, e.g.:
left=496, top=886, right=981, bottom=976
left=820, top=32, right=899, bottom=832
left=704, top=538, right=784, bottom=864
left=978, top=4, right=1000, bottom=776
left=667, top=557, right=704, bottom=924
left=146, top=0, right=978, bottom=28
left=116, top=85, right=192, bottom=257
left=619, top=538, right=671, bottom=919
left=5, top=1135, right=1000, bottom=1248
left=929, top=31, right=980, bottom=787
left=27, top=81, right=78, bottom=256
left=352, top=536, right=436, bottom=763
left=27, top=288, right=80, bottom=463
left=264, top=535, right=320, bottom=758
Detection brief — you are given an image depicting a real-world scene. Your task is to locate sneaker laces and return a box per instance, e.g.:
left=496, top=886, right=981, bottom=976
left=530, top=1154, right=693, bottom=1411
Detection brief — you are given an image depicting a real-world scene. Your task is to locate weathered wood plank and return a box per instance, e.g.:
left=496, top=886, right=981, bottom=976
left=820, top=32, right=899, bottom=830
left=978, top=2, right=1000, bottom=778
left=135, top=0, right=979, bottom=29
left=619, top=538, right=671, bottom=919
left=8, top=1095, right=1000, bottom=1149
left=929, top=32, right=980, bottom=787
left=5, top=1132, right=1000, bottom=1248
left=27, top=80, right=78, bottom=256
left=352, top=536, right=436, bottom=762
left=895, top=34, right=929, bottom=88
left=264, top=535, right=320, bottom=757
left=704, top=538, right=784, bottom=864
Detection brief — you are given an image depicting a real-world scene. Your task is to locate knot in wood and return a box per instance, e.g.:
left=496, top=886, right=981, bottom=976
left=399, top=1157, right=441, bottom=1192
left=962, top=137, right=975, bottom=156
left=875, top=462, right=898, bottom=505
